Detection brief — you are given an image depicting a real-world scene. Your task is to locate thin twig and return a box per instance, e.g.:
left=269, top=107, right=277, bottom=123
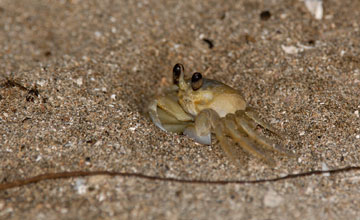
left=1, top=166, right=360, bottom=191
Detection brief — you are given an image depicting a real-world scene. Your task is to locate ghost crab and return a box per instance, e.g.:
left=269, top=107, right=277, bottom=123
left=148, top=63, right=294, bottom=165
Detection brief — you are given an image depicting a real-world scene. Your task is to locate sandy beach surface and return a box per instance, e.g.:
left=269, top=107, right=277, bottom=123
left=0, top=0, right=359, bottom=219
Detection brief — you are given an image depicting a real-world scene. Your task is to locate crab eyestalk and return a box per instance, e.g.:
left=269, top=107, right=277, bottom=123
left=178, top=69, right=188, bottom=91
left=173, top=63, right=189, bottom=91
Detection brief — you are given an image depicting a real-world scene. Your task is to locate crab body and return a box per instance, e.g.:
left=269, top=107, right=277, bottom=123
left=148, top=64, right=293, bottom=165
left=178, top=78, right=246, bottom=117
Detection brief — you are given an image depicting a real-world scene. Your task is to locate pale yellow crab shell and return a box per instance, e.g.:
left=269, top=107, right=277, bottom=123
left=178, top=77, right=247, bottom=118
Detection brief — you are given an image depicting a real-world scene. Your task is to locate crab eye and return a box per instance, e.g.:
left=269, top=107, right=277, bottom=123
left=191, top=72, right=203, bottom=90
left=173, top=63, right=184, bottom=85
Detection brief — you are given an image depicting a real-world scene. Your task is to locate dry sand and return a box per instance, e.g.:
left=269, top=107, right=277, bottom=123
left=0, top=0, right=359, bottom=219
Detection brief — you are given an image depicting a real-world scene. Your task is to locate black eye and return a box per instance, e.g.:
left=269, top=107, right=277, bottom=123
left=173, top=63, right=184, bottom=85
left=191, top=72, right=203, bottom=90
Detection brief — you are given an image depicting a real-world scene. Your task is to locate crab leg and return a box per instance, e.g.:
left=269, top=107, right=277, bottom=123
left=224, top=115, right=276, bottom=166
left=195, top=109, right=242, bottom=162
left=235, top=110, right=257, bottom=129
left=235, top=116, right=295, bottom=157
left=243, top=107, right=286, bottom=139
left=214, top=121, right=243, bottom=162
left=183, top=125, right=211, bottom=145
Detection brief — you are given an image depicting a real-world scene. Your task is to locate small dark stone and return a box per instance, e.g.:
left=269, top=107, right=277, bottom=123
left=86, top=139, right=96, bottom=144
left=340, top=156, right=344, bottom=161
left=244, top=34, right=256, bottom=44
left=26, top=95, right=35, bottom=102
left=245, top=195, right=253, bottom=202
left=260, top=10, right=271, bottom=21
left=308, top=40, right=315, bottom=45
left=88, top=186, right=95, bottom=191
left=220, top=12, right=226, bottom=20
left=22, top=117, right=31, bottom=123
left=44, top=51, right=52, bottom=57
left=28, top=88, right=39, bottom=97
left=202, top=38, right=214, bottom=49
left=4, top=80, right=16, bottom=88
left=85, top=157, right=91, bottom=162
left=175, top=190, right=182, bottom=197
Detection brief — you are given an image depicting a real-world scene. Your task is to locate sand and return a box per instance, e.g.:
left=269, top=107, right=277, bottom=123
left=0, top=0, right=359, bottom=219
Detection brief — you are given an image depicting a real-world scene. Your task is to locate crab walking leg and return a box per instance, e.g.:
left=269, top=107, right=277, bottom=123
left=183, top=125, right=212, bottom=145
left=235, top=110, right=257, bottom=129
left=235, top=116, right=295, bottom=157
left=243, top=107, right=286, bottom=138
left=214, top=122, right=242, bottom=162
left=194, top=109, right=213, bottom=136
left=195, top=109, right=241, bottom=161
left=224, top=115, right=276, bottom=165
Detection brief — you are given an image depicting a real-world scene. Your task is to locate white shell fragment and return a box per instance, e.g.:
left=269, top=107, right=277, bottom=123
left=281, top=42, right=315, bottom=55
left=321, top=162, right=330, bottom=177
left=281, top=45, right=300, bottom=55
left=74, top=77, right=83, bottom=86
left=303, top=0, right=323, bottom=20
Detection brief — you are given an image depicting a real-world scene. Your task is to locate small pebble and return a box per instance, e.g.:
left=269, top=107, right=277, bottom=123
left=304, top=0, right=323, bottom=20
left=321, top=162, right=330, bottom=176
left=260, top=11, right=271, bottom=21
left=281, top=45, right=299, bottom=54
left=75, top=77, right=83, bottom=86
left=94, top=31, right=102, bottom=38
left=264, top=189, right=283, bottom=208
left=74, top=178, right=87, bottom=195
